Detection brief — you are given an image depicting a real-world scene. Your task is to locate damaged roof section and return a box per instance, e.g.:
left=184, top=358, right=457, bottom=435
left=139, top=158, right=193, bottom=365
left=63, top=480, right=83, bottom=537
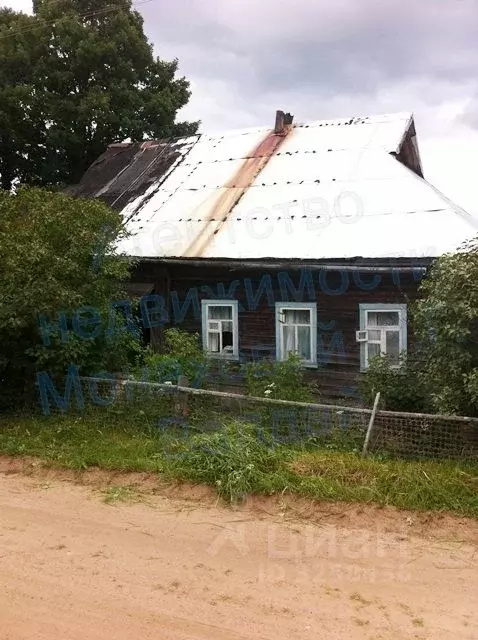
left=67, top=111, right=477, bottom=261
left=66, top=137, right=199, bottom=212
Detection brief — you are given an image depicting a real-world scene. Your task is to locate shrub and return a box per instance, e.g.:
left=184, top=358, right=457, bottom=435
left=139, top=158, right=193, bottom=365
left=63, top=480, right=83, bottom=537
left=359, top=354, right=429, bottom=412
left=0, top=187, right=137, bottom=410
left=243, top=354, right=315, bottom=403
left=413, top=240, right=478, bottom=416
left=138, top=328, right=207, bottom=387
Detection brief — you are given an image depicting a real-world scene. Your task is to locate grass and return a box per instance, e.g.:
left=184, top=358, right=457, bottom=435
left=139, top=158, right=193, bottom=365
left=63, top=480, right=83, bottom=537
left=101, top=485, right=144, bottom=505
left=0, top=412, right=476, bottom=516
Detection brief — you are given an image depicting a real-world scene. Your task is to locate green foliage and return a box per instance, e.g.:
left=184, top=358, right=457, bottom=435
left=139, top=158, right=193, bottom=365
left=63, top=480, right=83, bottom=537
left=289, top=450, right=477, bottom=515
left=0, top=8, right=44, bottom=190
left=0, top=414, right=476, bottom=516
left=139, top=328, right=207, bottom=386
left=0, top=187, right=138, bottom=408
left=243, top=354, right=315, bottom=403
left=0, top=0, right=198, bottom=190
left=464, top=369, right=478, bottom=407
left=163, top=327, right=204, bottom=362
left=359, top=354, right=429, bottom=412
left=164, top=421, right=286, bottom=503
left=413, top=240, right=478, bottom=415
left=359, top=241, right=478, bottom=417
left=243, top=356, right=316, bottom=442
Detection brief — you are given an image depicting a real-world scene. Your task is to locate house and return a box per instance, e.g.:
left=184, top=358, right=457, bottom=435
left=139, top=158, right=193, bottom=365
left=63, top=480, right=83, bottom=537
left=67, top=110, right=477, bottom=400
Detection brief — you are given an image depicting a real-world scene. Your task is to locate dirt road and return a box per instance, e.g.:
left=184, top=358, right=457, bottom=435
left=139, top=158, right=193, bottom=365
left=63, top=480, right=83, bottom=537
left=0, top=464, right=476, bottom=640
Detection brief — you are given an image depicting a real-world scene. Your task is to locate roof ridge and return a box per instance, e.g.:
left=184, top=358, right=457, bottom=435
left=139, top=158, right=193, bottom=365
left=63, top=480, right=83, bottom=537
left=107, top=112, right=414, bottom=149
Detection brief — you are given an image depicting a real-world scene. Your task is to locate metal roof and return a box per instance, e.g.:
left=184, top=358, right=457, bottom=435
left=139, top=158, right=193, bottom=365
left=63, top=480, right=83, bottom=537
left=69, top=112, right=478, bottom=260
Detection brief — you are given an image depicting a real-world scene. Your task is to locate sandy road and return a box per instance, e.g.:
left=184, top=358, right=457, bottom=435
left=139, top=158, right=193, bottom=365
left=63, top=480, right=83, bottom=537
left=0, top=466, right=476, bottom=640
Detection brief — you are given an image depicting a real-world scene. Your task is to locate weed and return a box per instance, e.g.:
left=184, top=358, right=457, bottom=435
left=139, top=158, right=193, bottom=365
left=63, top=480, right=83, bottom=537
left=288, top=451, right=478, bottom=514
left=163, top=421, right=289, bottom=503
left=101, top=485, right=143, bottom=504
left=137, top=328, right=207, bottom=387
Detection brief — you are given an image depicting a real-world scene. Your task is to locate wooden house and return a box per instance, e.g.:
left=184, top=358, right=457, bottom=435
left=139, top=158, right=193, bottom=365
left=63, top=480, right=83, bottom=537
left=68, top=111, right=477, bottom=400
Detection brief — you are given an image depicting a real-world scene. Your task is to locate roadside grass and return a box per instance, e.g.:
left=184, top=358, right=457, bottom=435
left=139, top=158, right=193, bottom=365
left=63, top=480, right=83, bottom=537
left=100, top=485, right=144, bottom=505
left=0, top=414, right=476, bottom=516
left=287, top=451, right=478, bottom=514
left=0, top=412, right=176, bottom=472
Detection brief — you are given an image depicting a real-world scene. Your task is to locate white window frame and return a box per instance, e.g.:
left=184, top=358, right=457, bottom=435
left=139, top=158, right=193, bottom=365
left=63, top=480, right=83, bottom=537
left=201, top=300, right=239, bottom=360
left=275, top=302, right=317, bottom=367
left=358, top=303, right=407, bottom=371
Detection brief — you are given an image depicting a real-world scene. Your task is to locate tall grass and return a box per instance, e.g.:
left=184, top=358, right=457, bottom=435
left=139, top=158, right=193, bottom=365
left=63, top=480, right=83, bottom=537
left=162, top=421, right=287, bottom=502
left=0, top=414, right=476, bottom=516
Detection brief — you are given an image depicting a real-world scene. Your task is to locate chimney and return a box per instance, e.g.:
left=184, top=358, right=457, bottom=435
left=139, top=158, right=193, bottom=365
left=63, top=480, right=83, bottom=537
left=274, top=110, right=294, bottom=134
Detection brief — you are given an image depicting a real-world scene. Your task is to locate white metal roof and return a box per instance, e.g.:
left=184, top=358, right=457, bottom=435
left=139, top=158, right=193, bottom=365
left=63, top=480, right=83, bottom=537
left=110, top=112, right=477, bottom=260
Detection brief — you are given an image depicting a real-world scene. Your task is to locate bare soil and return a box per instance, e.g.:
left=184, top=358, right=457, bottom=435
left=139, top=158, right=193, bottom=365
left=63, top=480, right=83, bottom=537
left=0, top=456, right=477, bottom=639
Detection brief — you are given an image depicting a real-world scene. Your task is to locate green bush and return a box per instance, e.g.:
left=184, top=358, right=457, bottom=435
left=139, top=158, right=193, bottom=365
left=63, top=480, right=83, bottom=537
left=138, top=328, right=207, bottom=387
left=243, top=354, right=315, bottom=403
left=413, top=241, right=478, bottom=415
left=0, top=187, right=137, bottom=410
left=359, top=354, right=429, bottom=412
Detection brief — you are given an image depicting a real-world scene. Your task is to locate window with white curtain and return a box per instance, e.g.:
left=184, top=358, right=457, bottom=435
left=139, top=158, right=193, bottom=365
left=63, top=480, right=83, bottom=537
left=358, top=303, right=407, bottom=370
left=201, top=300, right=239, bottom=359
left=275, top=302, right=317, bottom=366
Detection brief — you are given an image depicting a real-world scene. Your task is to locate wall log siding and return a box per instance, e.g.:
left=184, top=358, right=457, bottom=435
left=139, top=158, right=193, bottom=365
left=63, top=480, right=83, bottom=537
left=130, top=260, right=423, bottom=402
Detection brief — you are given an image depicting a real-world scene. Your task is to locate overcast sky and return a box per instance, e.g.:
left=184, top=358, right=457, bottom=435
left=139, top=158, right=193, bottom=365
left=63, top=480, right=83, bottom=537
left=5, top=0, right=478, bottom=214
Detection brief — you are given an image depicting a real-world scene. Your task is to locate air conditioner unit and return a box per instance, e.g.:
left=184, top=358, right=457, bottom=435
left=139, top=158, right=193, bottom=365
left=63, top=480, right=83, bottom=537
left=356, top=330, right=368, bottom=343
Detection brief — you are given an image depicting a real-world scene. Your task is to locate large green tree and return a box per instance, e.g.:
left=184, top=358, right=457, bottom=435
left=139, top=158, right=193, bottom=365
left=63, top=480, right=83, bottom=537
left=0, top=9, right=44, bottom=190
left=0, top=0, right=198, bottom=190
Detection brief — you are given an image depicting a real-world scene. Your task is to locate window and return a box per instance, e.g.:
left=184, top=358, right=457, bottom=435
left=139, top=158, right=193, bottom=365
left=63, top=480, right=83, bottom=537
left=275, top=302, right=317, bottom=366
left=358, top=303, right=407, bottom=370
left=201, top=300, right=239, bottom=359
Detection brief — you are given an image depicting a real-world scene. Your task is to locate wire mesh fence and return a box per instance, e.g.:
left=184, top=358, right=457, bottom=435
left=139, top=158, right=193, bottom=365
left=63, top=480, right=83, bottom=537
left=370, top=410, right=478, bottom=460
left=78, top=377, right=478, bottom=461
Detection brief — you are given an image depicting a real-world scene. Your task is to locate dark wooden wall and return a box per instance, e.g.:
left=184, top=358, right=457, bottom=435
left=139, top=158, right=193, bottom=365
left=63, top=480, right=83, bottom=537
left=131, top=261, right=423, bottom=402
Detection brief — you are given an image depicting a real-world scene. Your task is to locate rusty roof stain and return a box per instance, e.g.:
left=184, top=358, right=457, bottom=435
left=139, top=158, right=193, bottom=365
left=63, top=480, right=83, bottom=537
left=182, top=122, right=294, bottom=256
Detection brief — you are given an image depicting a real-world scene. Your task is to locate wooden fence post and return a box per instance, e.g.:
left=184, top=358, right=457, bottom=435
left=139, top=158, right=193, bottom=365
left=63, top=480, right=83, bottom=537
left=362, top=392, right=381, bottom=457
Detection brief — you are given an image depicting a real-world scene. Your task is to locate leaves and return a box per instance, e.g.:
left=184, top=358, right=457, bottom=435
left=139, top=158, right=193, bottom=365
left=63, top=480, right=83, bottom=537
left=413, top=238, right=478, bottom=415
left=0, top=0, right=198, bottom=190
left=0, top=187, right=137, bottom=408
left=244, top=354, right=315, bottom=403
left=359, top=354, right=429, bottom=412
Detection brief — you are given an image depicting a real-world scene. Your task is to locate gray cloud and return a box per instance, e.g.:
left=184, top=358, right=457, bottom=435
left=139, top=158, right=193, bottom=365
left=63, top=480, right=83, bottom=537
left=143, top=0, right=478, bottom=107
left=138, top=0, right=478, bottom=214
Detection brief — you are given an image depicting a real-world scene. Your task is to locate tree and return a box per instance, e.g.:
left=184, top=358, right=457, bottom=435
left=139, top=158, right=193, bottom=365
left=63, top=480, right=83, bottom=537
left=413, top=238, right=478, bottom=415
left=0, top=0, right=198, bottom=190
left=0, top=186, right=141, bottom=409
left=0, top=9, right=45, bottom=190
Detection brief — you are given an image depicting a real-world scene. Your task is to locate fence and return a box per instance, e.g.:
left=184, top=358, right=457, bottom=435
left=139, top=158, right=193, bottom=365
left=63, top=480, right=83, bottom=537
left=81, top=377, right=478, bottom=461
